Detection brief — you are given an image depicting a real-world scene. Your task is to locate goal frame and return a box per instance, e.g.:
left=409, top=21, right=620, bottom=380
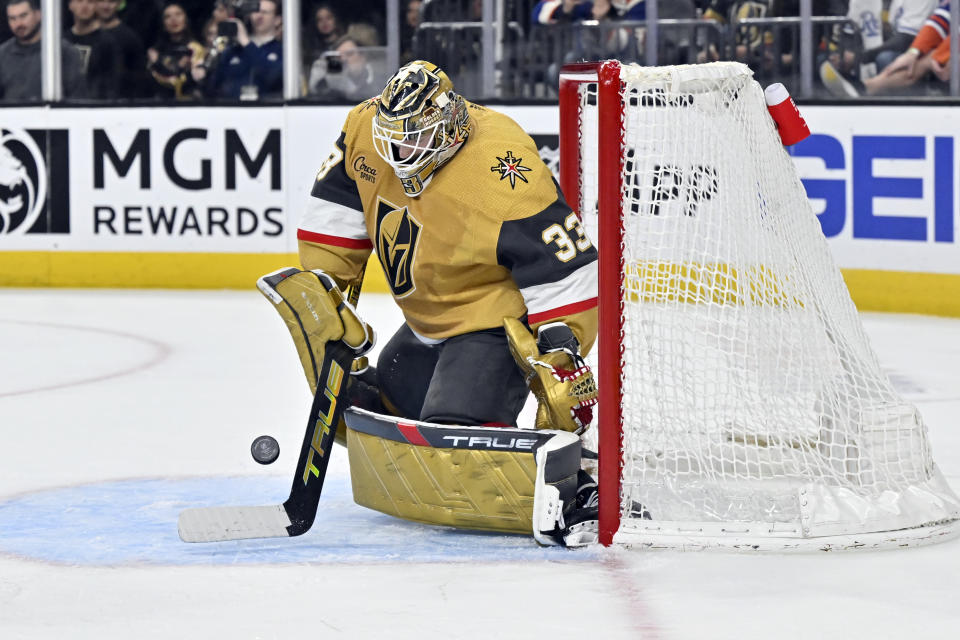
left=560, top=60, right=627, bottom=547
left=558, top=60, right=960, bottom=550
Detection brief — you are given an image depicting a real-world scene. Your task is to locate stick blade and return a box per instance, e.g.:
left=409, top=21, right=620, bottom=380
left=178, top=505, right=293, bottom=542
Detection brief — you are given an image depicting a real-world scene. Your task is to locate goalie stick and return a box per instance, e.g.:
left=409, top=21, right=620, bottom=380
left=178, top=266, right=366, bottom=543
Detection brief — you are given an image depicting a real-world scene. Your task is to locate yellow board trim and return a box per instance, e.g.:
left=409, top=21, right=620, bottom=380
left=620, top=262, right=960, bottom=318
left=841, top=269, right=960, bottom=318
left=0, top=251, right=391, bottom=292
left=1, top=252, right=958, bottom=318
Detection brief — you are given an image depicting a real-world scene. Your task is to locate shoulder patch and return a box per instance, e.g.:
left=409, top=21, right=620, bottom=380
left=359, top=96, right=380, bottom=113
left=490, top=150, right=533, bottom=189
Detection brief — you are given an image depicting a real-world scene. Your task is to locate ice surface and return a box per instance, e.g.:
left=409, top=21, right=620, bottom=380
left=0, top=289, right=958, bottom=639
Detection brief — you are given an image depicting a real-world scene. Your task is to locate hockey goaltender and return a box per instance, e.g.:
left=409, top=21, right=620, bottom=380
left=180, top=60, right=610, bottom=547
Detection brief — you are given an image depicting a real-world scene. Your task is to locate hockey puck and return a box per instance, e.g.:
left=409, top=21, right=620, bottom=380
left=250, top=435, right=280, bottom=465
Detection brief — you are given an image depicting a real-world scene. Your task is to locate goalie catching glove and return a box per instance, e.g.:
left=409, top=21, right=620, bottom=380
left=504, top=317, right=598, bottom=434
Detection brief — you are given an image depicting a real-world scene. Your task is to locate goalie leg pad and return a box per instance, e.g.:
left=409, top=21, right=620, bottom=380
left=258, top=267, right=375, bottom=395
left=259, top=268, right=376, bottom=447
left=344, top=408, right=581, bottom=542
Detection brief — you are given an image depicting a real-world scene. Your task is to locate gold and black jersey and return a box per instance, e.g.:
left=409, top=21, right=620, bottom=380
left=298, top=99, right=598, bottom=351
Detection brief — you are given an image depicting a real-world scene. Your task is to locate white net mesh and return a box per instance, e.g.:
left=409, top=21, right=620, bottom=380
left=574, top=62, right=959, bottom=543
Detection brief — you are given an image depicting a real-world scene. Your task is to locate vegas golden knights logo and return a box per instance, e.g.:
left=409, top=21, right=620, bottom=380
left=383, top=66, right=441, bottom=117
left=375, top=197, right=421, bottom=297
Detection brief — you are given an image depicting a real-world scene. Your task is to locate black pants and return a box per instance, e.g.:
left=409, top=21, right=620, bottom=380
left=372, top=324, right=530, bottom=426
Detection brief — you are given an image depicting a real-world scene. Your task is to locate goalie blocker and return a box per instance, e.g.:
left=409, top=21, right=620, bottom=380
left=344, top=408, right=597, bottom=546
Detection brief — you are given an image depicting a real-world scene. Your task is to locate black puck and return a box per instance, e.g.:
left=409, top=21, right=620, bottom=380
left=250, top=435, right=280, bottom=465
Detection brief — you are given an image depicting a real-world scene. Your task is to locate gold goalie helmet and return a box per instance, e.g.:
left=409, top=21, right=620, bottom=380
left=372, top=60, right=471, bottom=196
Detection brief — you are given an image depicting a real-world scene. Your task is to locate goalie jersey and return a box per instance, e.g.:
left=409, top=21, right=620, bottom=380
left=299, top=99, right=598, bottom=351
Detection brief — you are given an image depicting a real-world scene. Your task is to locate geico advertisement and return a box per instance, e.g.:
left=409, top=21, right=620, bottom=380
left=1, top=107, right=288, bottom=251
left=789, top=106, right=960, bottom=274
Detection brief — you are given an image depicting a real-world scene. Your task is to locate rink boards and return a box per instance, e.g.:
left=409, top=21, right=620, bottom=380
left=0, top=103, right=958, bottom=316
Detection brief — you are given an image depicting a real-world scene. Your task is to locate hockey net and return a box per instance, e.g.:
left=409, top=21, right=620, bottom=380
left=559, top=61, right=960, bottom=550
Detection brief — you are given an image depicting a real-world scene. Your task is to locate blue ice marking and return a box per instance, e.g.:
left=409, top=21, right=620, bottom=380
left=0, top=475, right=598, bottom=566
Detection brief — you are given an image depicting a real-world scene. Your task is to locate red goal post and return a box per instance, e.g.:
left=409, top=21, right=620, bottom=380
left=558, top=60, right=960, bottom=550
left=559, top=61, right=626, bottom=546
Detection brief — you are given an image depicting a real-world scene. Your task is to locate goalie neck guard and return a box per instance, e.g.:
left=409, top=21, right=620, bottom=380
left=372, top=60, right=471, bottom=196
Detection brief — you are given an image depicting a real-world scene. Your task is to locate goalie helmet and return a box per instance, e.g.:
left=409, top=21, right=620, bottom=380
left=372, top=60, right=471, bottom=196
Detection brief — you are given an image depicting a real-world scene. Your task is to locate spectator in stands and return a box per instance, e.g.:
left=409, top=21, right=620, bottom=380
left=859, top=2, right=955, bottom=95
left=817, top=2, right=952, bottom=96
left=193, top=1, right=231, bottom=70
left=303, top=1, right=344, bottom=72
left=531, top=0, right=646, bottom=66
left=871, top=0, right=941, bottom=70
left=96, top=0, right=151, bottom=99
left=699, top=1, right=772, bottom=64
left=347, top=20, right=380, bottom=46
left=121, top=0, right=163, bottom=56
left=534, top=1, right=695, bottom=66
left=593, top=0, right=646, bottom=20
left=531, top=0, right=594, bottom=23
left=820, top=0, right=940, bottom=96
left=418, top=0, right=482, bottom=20
left=201, top=16, right=219, bottom=48
left=815, top=0, right=882, bottom=96
left=66, top=0, right=121, bottom=100
left=0, top=6, right=11, bottom=43
left=332, top=0, right=386, bottom=39
left=308, top=34, right=380, bottom=100
left=206, top=0, right=283, bottom=100
left=767, top=0, right=846, bottom=14
left=701, top=1, right=843, bottom=83
left=0, top=0, right=86, bottom=101
left=174, top=0, right=212, bottom=37
left=147, top=1, right=206, bottom=100
left=400, top=0, right=422, bottom=63
left=210, top=0, right=229, bottom=23
left=532, top=0, right=649, bottom=24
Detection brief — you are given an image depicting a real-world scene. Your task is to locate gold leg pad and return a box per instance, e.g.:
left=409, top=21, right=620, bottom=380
left=346, top=428, right=538, bottom=535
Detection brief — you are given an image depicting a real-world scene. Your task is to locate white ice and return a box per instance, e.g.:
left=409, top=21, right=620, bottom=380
left=0, top=288, right=958, bottom=639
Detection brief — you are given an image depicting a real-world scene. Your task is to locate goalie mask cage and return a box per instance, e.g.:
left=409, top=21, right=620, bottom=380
left=559, top=60, right=960, bottom=550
